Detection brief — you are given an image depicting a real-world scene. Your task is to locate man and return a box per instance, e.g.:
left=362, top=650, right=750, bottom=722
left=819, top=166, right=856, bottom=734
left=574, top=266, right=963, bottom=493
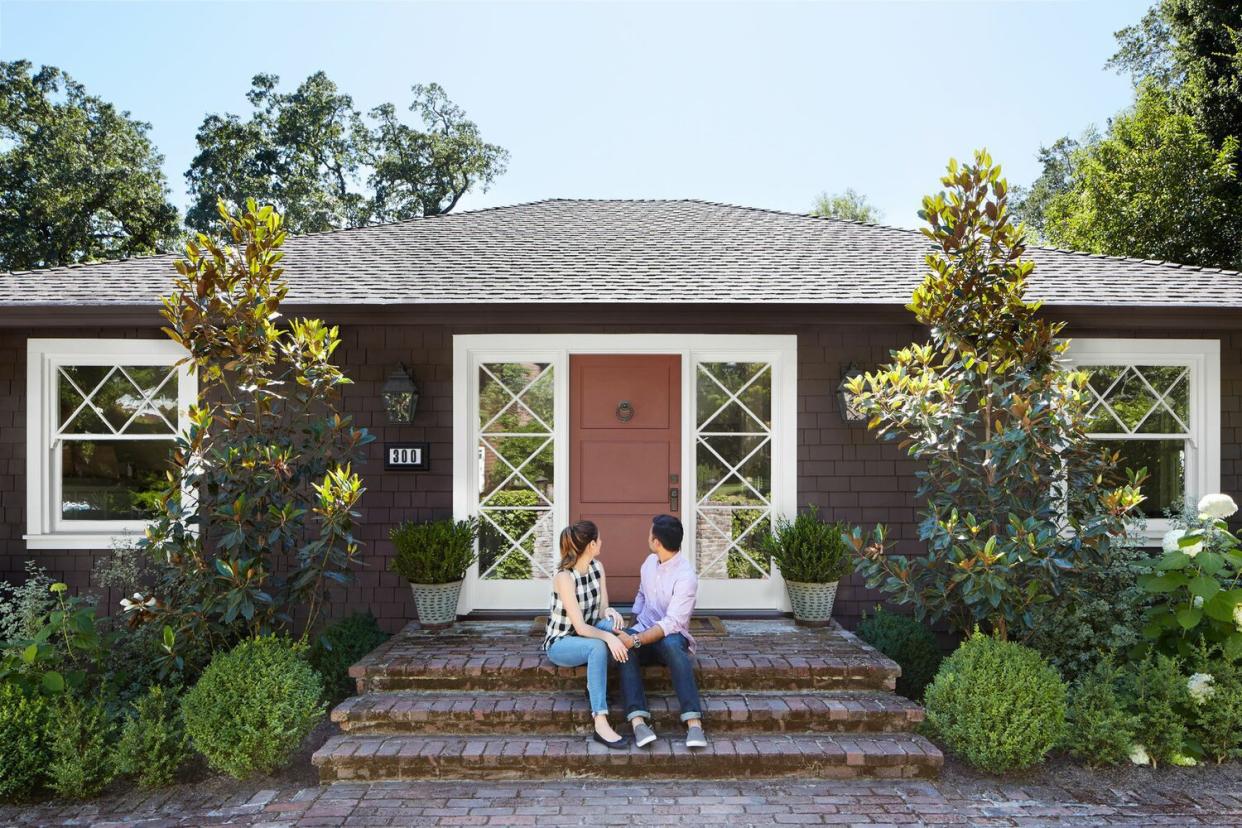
left=615, top=514, right=707, bottom=749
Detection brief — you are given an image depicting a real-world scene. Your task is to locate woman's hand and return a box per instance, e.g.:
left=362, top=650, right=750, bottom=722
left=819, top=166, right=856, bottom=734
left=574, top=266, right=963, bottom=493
left=605, top=633, right=629, bottom=663
left=606, top=607, right=625, bottom=629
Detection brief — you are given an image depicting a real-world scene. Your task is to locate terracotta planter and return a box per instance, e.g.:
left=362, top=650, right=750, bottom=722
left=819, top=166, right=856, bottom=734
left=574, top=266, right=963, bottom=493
left=410, top=580, right=463, bottom=628
left=784, top=579, right=839, bottom=627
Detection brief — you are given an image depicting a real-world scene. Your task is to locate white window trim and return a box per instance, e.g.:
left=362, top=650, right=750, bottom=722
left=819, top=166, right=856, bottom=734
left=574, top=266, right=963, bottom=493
left=1061, top=337, right=1221, bottom=542
left=25, top=339, right=196, bottom=550
left=452, top=334, right=797, bottom=613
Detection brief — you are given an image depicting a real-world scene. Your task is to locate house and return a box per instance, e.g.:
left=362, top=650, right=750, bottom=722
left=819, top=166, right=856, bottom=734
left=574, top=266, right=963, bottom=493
left=2, top=199, right=1239, bottom=632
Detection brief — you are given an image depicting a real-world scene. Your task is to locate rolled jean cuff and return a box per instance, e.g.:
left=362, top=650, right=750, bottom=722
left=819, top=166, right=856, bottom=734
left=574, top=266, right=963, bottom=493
left=680, top=711, right=702, bottom=723
left=592, top=709, right=610, bottom=717
left=626, top=709, right=651, bottom=722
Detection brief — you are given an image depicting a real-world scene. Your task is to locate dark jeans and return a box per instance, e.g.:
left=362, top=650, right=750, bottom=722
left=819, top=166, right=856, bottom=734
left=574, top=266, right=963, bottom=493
left=616, top=628, right=703, bottom=724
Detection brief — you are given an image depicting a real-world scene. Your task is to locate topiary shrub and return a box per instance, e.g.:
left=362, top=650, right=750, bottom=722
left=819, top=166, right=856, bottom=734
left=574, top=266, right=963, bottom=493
left=855, top=607, right=942, bottom=700
left=309, top=613, right=390, bottom=700
left=924, top=631, right=1066, bottom=771
left=116, top=684, right=191, bottom=788
left=1064, top=660, right=1139, bottom=767
left=0, top=682, right=50, bottom=801
left=47, top=694, right=116, bottom=799
left=182, top=637, right=325, bottom=779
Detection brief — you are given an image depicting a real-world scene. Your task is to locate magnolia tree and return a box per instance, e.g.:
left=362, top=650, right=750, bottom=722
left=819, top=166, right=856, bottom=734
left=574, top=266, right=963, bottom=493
left=127, top=200, right=372, bottom=676
left=847, top=150, right=1146, bottom=640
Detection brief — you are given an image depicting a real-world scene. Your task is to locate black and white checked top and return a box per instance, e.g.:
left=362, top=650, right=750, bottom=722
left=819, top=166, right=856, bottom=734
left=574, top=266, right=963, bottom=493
left=542, top=559, right=604, bottom=651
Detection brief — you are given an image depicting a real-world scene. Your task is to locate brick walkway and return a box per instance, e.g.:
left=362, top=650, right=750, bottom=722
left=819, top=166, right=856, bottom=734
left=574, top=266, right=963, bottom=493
left=5, top=773, right=1242, bottom=826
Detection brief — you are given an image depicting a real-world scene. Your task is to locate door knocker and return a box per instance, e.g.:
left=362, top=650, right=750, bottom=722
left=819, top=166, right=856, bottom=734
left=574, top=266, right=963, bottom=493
left=616, top=400, right=635, bottom=422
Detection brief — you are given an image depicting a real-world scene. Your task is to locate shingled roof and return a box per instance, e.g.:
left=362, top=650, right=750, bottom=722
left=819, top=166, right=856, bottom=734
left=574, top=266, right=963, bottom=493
left=3, top=199, right=1241, bottom=308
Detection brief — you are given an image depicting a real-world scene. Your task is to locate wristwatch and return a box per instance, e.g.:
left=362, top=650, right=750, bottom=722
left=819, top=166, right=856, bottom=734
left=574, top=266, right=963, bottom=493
left=631, top=635, right=642, bottom=649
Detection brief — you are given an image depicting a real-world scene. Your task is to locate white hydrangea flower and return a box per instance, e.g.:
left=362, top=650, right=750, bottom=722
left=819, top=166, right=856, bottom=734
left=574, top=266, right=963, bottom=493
left=1170, top=752, right=1198, bottom=767
left=1234, top=604, right=1242, bottom=633
left=1129, top=744, right=1150, bottom=766
left=1187, top=672, right=1216, bottom=704
left=1162, top=529, right=1204, bottom=558
left=1198, top=493, right=1239, bottom=520
left=1193, top=595, right=1204, bottom=609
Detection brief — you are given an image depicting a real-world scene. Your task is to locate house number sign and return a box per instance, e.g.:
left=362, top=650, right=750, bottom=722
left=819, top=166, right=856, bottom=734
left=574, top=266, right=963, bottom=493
left=384, top=442, right=430, bottom=471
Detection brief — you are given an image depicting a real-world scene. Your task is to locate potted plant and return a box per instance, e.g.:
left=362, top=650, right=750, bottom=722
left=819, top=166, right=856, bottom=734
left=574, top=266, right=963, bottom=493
left=762, top=507, right=853, bottom=626
left=389, top=517, right=479, bottom=628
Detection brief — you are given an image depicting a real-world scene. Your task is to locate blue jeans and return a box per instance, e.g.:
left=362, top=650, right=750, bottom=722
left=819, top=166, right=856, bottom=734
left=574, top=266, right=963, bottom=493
left=616, top=628, right=702, bottom=724
left=545, top=618, right=616, bottom=716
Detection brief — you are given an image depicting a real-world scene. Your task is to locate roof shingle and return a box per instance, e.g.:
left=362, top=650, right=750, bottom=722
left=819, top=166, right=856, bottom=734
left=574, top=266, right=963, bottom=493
left=2, top=199, right=1240, bottom=308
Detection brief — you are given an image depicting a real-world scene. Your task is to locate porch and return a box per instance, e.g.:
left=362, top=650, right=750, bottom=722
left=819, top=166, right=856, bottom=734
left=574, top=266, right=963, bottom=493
left=312, top=619, right=943, bottom=781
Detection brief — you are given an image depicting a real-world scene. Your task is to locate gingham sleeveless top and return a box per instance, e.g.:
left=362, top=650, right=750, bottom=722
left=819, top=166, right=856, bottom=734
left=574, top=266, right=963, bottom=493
left=542, top=559, right=603, bottom=651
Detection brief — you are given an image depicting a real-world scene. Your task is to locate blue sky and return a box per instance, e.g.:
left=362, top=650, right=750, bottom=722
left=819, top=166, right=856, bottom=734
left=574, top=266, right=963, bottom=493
left=1, top=1, right=1149, bottom=228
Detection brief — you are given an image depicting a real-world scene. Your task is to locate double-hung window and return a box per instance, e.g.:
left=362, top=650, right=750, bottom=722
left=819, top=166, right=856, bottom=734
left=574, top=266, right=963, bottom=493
left=1062, top=338, right=1221, bottom=540
left=26, top=339, right=195, bottom=549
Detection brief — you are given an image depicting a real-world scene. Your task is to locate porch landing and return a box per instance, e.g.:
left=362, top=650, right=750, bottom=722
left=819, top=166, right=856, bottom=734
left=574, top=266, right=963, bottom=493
left=313, top=619, right=942, bottom=781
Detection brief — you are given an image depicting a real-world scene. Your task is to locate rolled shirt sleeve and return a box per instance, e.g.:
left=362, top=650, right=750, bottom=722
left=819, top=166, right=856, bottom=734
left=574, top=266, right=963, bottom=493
left=654, top=569, right=698, bottom=641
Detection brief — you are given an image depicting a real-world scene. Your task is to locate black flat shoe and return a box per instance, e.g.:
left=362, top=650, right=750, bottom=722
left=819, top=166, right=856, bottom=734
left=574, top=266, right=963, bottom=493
left=592, top=731, right=630, bottom=750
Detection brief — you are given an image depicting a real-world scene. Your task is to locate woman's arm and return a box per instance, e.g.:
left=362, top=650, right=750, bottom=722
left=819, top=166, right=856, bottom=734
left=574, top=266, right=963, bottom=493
left=554, top=571, right=628, bottom=661
left=597, top=563, right=625, bottom=629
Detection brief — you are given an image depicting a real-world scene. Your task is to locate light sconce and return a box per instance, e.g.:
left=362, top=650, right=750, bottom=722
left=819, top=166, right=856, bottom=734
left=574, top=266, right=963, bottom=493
left=837, top=364, right=868, bottom=425
left=382, top=364, right=420, bottom=424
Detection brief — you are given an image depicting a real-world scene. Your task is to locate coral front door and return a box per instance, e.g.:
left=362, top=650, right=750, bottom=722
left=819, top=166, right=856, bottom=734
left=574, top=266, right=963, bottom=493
left=570, top=354, right=681, bottom=601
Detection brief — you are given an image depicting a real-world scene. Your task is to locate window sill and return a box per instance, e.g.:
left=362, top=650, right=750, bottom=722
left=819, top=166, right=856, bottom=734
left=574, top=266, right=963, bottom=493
left=24, top=533, right=143, bottom=550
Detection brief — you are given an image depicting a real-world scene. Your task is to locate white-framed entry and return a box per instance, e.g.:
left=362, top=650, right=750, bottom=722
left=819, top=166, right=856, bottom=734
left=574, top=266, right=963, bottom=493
left=453, top=333, right=798, bottom=613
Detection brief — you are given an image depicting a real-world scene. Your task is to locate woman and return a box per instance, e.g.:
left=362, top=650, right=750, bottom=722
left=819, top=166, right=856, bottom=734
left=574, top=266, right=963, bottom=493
left=542, top=520, right=631, bottom=748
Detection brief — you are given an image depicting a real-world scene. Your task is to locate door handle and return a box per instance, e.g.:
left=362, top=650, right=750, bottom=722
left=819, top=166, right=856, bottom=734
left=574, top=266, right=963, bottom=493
left=669, top=488, right=679, bottom=513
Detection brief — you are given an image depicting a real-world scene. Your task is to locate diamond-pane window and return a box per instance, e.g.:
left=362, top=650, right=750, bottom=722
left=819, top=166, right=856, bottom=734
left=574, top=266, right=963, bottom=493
left=476, top=362, right=557, bottom=580
left=694, top=361, right=773, bottom=580
left=1082, top=363, right=1193, bottom=519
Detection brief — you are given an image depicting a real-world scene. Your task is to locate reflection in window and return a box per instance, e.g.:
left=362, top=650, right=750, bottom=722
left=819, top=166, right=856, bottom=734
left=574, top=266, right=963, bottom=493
left=476, top=362, right=556, bottom=580
left=695, top=362, right=773, bottom=580
left=1082, top=364, right=1192, bottom=518
left=56, top=364, right=179, bottom=522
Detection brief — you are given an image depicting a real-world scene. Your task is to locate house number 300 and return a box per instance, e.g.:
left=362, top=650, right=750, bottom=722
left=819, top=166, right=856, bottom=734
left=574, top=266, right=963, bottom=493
left=384, top=442, right=430, bottom=471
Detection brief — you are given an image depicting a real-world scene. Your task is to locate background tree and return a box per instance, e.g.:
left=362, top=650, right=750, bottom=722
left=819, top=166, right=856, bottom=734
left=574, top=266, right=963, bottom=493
left=810, top=188, right=883, bottom=223
left=186, top=73, right=508, bottom=234
left=0, top=61, right=180, bottom=270
left=848, top=150, right=1146, bottom=640
left=1018, top=1, right=1242, bottom=268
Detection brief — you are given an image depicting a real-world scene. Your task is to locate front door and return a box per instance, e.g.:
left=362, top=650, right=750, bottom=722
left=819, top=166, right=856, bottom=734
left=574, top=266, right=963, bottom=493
left=570, top=354, right=681, bottom=601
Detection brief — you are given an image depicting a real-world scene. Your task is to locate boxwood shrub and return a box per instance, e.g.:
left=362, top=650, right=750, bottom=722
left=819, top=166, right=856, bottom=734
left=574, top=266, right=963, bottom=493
left=48, top=694, right=116, bottom=799
left=0, top=682, right=50, bottom=801
left=116, top=684, right=191, bottom=788
left=924, top=631, right=1066, bottom=771
left=855, top=607, right=942, bottom=700
left=182, top=637, right=325, bottom=779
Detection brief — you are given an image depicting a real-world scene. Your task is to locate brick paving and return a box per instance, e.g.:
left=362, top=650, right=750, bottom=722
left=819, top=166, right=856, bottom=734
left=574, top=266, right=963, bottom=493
left=5, top=774, right=1242, bottom=826
left=319, top=620, right=939, bottom=781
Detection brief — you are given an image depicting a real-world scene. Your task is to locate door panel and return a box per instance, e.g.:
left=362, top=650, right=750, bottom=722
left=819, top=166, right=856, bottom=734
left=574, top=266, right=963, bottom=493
left=571, top=354, right=681, bottom=601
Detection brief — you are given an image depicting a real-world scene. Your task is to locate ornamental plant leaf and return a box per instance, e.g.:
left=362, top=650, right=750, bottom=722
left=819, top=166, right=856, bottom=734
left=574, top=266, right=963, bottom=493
left=847, top=150, right=1146, bottom=640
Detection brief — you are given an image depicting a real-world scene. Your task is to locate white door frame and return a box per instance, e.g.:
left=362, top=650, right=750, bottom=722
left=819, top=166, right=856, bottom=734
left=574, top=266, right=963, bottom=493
left=453, top=333, right=798, bottom=613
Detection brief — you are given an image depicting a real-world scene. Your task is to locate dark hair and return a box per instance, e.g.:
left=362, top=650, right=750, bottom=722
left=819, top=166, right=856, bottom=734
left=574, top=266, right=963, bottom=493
left=558, top=520, right=599, bottom=570
left=650, top=514, right=684, bottom=552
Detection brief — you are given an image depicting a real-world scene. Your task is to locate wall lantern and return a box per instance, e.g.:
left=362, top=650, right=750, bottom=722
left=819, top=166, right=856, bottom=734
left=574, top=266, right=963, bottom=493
left=837, top=364, right=868, bottom=424
left=382, top=364, right=420, bottom=424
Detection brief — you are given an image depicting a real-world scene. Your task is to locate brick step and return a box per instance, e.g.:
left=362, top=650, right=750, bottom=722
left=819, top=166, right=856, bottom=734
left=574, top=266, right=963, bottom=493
left=312, top=732, right=943, bottom=782
left=351, top=637, right=898, bottom=694
left=332, top=690, right=924, bottom=735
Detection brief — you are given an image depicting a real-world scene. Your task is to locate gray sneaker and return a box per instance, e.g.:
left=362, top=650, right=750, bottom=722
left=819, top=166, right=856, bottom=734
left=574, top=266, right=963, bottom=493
left=632, top=721, right=657, bottom=748
left=685, top=724, right=707, bottom=749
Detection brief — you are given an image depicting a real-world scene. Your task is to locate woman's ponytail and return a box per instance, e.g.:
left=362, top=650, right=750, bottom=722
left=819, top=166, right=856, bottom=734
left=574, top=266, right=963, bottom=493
left=558, top=520, right=599, bottom=571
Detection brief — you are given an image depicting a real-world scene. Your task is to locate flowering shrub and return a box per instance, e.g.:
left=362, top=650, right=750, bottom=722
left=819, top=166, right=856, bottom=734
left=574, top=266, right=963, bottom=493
left=1122, top=652, right=1190, bottom=768
left=1140, top=493, right=1242, bottom=658
left=1186, top=645, right=1242, bottom=764
left=924, top=632, right=1066, bottom=771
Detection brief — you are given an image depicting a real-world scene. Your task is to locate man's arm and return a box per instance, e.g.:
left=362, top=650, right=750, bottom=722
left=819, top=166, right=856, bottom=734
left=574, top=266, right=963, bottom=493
left=634, top=570, right=697, bottom=646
